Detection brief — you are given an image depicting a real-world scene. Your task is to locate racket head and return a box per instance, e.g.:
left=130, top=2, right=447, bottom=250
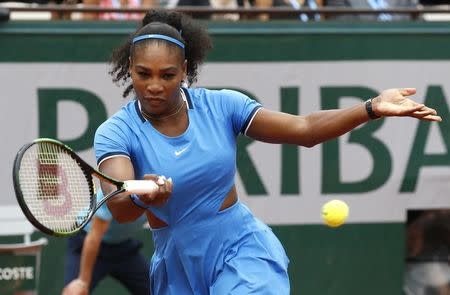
left=13, top=138, right=97, bottom=237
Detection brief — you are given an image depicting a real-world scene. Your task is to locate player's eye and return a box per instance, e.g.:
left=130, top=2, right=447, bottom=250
left=137, top=71, right=150, bottom=78
left=162, top=73, right=175, bottom=80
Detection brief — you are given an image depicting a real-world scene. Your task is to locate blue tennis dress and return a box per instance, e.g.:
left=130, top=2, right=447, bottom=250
left=94, top=87, right=290, bottom=294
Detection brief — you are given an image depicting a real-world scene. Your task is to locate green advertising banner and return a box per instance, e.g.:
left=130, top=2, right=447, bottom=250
left=0, top=253, right=38, bottom=294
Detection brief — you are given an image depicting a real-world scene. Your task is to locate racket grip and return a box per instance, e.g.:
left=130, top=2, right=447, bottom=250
left=124, top=180, right=159, bottom=194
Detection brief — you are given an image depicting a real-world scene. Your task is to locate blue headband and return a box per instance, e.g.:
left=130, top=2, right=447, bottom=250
left=132, top=34, right=185, bottom=49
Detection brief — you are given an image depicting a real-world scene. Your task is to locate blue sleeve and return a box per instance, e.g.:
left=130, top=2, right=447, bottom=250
left=94, top=118, right=131, bottom=165
left=93, top=189, right=112, bottom=221
left=218, top=89, right=262, bottom=135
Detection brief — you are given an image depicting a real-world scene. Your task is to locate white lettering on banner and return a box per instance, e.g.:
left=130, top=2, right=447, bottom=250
left=0, top=267, right=34, bottom=280
left=1, top=62, right=450, bottom=228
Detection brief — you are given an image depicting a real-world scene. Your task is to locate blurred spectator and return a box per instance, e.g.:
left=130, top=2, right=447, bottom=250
left=210, top=0, right=239, bottom=20
left=404, top=209, right=450, bottom=295
left=419, top=0, right=449, bottom=5
left=0, top=0, right=52, bottom=20
left=0, top=0, right=157, bottom=20
left=418, top=0, right=450, bottom=21
left=0, top=7, right=9, bottom=21
left=324, top=0, right=417, bottom=20
left=163, top=0, right=211, bottom=19
left=50, top=0, right=78, bottom=20
left=253, top=0, right=273, bottom=20
left=283, top=0, right=322, bottom=21
left=233, top=0, right=277, bottom=21
left=175, top=0, right=209, bottom=6
left=82, top=0, right=157, bottom=20
left=236, top=0, right=323, bottom=21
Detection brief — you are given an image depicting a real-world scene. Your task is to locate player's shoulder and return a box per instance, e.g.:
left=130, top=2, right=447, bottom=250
left=186, top=87, right=248, bottom=107
left=187, top=87, right=245, bottom=98
left=108, top=99, right=139, bottom=124
left=96, top=100, right=139, bottom=135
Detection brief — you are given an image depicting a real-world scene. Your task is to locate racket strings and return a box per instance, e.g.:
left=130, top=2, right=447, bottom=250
left=18, top=142, right=93, bottom=234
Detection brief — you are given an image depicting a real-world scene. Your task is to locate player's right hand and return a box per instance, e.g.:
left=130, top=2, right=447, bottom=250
left=139, top=174, right=172, bottom=206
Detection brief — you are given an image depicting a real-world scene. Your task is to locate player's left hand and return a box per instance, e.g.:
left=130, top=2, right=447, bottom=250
left=372, top=88, right=442, bottom=122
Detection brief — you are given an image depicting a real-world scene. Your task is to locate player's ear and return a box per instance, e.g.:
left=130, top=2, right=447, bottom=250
left=182, top=59, right=187, bottom=81
left=128, top=57, right=133, bottom=74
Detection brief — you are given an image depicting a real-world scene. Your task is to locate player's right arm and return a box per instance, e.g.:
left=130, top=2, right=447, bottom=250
left=95, top=118, right=172, bottom=223
left=95, top=121, right=152, bottom=223
left=100, top=156, right=147, bottom=223
left=99, top=157, right=172, bottom=223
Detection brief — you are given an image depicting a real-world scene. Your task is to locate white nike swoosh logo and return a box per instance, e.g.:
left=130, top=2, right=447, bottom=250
left=174, top=146, right=189, bottom=156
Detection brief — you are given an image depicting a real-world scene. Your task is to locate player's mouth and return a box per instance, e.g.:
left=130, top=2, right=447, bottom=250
left=144, top=97, right=166, bottom=107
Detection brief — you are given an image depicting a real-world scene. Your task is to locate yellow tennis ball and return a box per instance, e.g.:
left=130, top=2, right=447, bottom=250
left=321, top=199, right=349, bottom=227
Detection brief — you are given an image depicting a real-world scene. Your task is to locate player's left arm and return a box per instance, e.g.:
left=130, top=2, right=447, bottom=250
left=246, top=105, right=367, bottom=148
left=246, top=88, right=441, bottom=147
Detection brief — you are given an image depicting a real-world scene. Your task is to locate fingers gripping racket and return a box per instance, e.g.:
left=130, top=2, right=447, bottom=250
left=12, top=138, right=158, bottom=237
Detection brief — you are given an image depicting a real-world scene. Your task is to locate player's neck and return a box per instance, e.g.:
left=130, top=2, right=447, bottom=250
left=140, top=89, right=187, bottom=122
left=141, top=99, right=185, bottom=121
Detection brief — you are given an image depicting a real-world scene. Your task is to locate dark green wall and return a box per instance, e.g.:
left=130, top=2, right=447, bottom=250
left=1, top=20, right=450, bottom=62
left=0, top=223, right=405, bottom=295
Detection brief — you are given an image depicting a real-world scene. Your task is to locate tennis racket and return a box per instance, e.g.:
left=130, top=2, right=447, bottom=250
left=13, top=138, right=159, bottom=237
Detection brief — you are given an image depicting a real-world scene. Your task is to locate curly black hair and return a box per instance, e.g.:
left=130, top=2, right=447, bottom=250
left=110, top=10, right=213, bottom=98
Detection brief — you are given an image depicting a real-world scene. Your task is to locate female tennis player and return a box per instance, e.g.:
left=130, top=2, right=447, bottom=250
left=94, top=9, right=442, bottom=295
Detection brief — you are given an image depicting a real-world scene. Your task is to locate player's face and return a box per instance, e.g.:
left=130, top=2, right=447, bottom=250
left=130, top=43, right=186, bottom=116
